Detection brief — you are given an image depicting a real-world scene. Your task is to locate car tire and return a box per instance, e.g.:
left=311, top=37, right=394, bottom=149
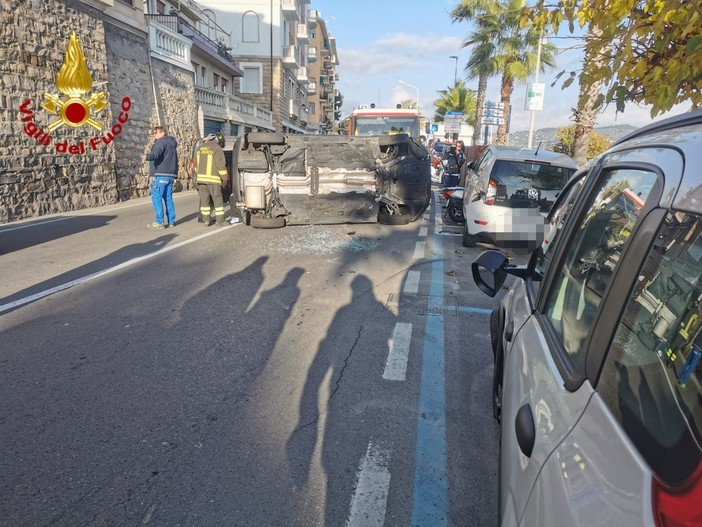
left=462, top=223, right=476, bottom=247
left=378, top=208, right=411, bottom=225
left=250, top=214, right=286, bottom=229
left=246, top=132, right=286, bottom=145
left=378, top=133, right=409, bottom=146
left=447, top=199, right=465, bottom=223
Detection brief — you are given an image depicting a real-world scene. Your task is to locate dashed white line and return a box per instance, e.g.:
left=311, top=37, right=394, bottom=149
left=383, top=322, right=413, bottom=381
left=418, top=226, right=428, bottom=238
left=403, top=270, right=420, bottom=294
left=346, top=442, right=391, bottom=527
left=413, top=241, right=425, bottom=259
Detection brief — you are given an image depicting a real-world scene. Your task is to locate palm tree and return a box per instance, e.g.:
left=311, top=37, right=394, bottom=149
left=433, top=80, right=477, bottom=128
left=452, top=0, right=501, bottom=145
left=399, top=99, right=417, bottom=109
left=452, top=0, right=557, bottom=145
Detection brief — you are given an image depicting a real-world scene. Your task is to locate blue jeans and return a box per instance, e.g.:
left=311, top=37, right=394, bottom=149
left=151, top=176, right=175, bottom=225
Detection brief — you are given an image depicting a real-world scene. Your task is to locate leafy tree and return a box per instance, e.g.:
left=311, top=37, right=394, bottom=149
left=399, top=99, right=417, bottom=109
left=552, top=124, right=611, bottom=160
left=525, top=0, right=702, bottom=116
left=433, top=80, right=477, bottom=126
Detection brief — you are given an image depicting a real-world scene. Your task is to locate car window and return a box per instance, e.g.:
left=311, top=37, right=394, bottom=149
left=543, top=168, right=658, bottom=366
left=530, top=173, right=588, bottom=296
left=598, top=211, right=702, bottom=487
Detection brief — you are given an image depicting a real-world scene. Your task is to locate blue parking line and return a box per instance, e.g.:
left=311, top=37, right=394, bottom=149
left=458, top=305, right=492, bottom=316
left=411, top=200, right=448, bottom=526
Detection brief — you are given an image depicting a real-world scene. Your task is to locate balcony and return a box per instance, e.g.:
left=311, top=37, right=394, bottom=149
left=307, top=81, right=316, bottom=94
left=195, top=86, right=274, bottom=131
left=306, top=45, right=317, bottom=63
left=296, top=66, right=309, bottom=84
left=147, top=18, right=192, bottom=71
left=147, top=15, right=243, bottom=76
left=296, top=23, right=309, bottom=43
left=281, top=0, right=299, bottom=21
left=282, top=45, right=299, bottom=68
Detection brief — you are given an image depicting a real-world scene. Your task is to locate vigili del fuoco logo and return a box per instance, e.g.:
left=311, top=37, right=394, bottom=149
left=19, top=32, right=131, bottom=154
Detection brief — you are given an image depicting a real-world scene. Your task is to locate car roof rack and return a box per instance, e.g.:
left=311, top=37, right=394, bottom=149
left=613, top=108, right=702, bottom=147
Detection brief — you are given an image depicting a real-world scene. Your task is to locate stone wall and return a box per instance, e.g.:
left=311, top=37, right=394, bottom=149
left=0, top=0, right=200, bottom=223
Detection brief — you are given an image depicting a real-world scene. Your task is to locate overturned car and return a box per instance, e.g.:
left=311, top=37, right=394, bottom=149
left=227, top=132, right=431, bottom=228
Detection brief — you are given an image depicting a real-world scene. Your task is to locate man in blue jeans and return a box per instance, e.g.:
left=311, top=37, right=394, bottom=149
left=141, top=125, right=178, bottom=229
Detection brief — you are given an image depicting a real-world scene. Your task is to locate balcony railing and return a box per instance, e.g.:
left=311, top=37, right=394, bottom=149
left=281, top=0, right=300, bottom=21
left=282, top=45, right=299, bottom=67
left=147, top=15, right=238, bottom=68
left=296, top=23, right=309, bottom=42
left=147, top=19, right=191, bottom=70
left=306, top=46, right=317, bottom=63
left=195, top=87, right=274, bottom=131
left=296, top=66, right=309, bottom=84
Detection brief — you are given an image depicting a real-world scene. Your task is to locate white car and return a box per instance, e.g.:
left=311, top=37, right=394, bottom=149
left=472, top=109, right=702, bottom=526
left=461, top=146, right=578, bottom=249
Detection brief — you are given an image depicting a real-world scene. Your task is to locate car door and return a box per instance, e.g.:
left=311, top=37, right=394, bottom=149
left=501, top=156, right=663, bottom=525
left=520, top=148, right=689, bottom=526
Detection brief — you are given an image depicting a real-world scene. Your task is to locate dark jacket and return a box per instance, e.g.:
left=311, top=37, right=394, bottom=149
left=146, top=136, right=179, bottom=177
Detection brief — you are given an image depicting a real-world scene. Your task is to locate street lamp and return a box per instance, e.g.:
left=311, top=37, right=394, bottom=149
left=527, top=28, right=547, bottom=149
left=398, top=80, right=419, bottom=111
left=449, top=55, right=458, bottom=85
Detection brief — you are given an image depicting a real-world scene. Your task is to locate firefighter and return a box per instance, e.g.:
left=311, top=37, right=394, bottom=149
left=194, top=133, right=229, bottom=227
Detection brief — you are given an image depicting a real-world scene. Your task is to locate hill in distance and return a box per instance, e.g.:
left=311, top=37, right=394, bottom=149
left=508, top=124, right=637, bottom=149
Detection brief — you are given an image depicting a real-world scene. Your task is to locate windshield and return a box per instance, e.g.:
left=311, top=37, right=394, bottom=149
left=353, top=116, right=420, bottom=137
left=491, top=159, right=576, bottom=210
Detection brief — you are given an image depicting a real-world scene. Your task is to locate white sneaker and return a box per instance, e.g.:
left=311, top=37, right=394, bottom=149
left=230, top=217, right=241, bottom=224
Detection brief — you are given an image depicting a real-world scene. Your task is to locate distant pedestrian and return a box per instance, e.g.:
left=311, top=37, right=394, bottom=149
left=141, top=125, right=178, bottom=229
left=194, top=133, right=229, bottom=227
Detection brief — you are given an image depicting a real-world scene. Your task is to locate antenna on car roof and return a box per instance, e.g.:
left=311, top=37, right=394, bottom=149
left=534, top=141, right=542, bottom=156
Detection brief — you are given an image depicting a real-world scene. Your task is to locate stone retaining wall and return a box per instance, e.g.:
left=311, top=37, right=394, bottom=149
left=0, top=0, right=199, bottom=223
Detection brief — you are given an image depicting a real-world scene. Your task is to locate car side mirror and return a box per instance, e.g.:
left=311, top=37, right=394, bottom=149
left=472, top=250, right=531, bottom=297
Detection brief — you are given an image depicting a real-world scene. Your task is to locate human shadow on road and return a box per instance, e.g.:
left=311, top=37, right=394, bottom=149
left=285, top=273, right=397, bottom=524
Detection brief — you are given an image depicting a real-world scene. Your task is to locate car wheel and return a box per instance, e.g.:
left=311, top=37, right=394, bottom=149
left=462, top=223, right=476, bottom=247
left=447, top=199, right=465, bottom=223
left=378, top=133, right=409, bottom=146
left=378, top=205, right=411, bottom=225
left=246, top=132, right=286, bottom=145
left=250, top=214, right=286, bottom=229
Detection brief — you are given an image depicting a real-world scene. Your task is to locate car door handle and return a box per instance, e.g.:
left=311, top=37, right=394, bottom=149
left=515, top=404, right=536, bottom=457
left=505, top=321, right=514, bottom=342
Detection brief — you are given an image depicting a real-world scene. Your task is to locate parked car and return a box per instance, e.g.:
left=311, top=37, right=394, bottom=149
left=471, top=109, right=702, bottom=526
left=229, top=132, right=431, bottom=227
left=461, top=146, right=578, bottom=248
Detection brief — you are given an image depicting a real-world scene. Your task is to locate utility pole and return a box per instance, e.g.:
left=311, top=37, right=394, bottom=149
left=450, top=55, right=458, bottom=85
left=527, top=27, right=545, bottom=149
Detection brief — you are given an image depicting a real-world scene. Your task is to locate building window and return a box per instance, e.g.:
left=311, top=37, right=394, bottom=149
left=230, top=123, right=239, bottom=136
left=201, top=66, right=206, bottom=84
left=213, top=73, right=220, bottom=90
left=117, top=0, right=134, bottom=6
left=309, top=102, right=316, bottom=115
left=240, top=64, right=262, bottom=94
left=242, top=11, right=260, bottom=43
left=156, top=0, right=165, bottom=14
left=221, top=78, right=228, bottom=93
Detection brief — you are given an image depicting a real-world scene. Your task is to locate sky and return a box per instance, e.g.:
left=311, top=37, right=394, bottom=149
left=309, top=0, right=690, bottom=134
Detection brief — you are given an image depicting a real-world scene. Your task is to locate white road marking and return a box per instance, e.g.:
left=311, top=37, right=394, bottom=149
left=418, top=226, right=428, bottom=238
left=0, top=228, right=225, bottom=314
left=413, top=241, right=425, bottom=259
left=346, top=442, right=391, bottom=527
left=403, top=270, right=420, bottom=294
left=383, top=322, right=412, bottom=381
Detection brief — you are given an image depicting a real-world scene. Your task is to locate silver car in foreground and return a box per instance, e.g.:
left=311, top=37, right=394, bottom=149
left=472, top=110, right=702, bottom=526
left=462, top=146, right=578, bottom=249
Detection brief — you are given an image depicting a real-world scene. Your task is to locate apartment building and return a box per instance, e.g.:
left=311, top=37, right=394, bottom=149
left=306, top=10, right=339, bottom=134
left=144, top=0, right=275, bottom=140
